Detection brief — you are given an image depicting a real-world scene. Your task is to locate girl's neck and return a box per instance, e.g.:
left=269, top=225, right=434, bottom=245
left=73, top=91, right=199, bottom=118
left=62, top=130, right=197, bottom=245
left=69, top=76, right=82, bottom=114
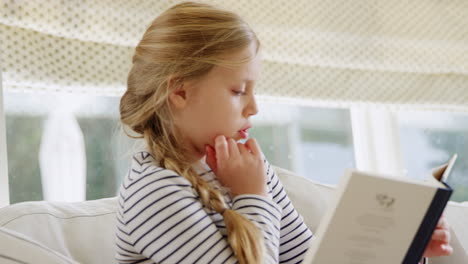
left=191, top=155, right=210, bottom=174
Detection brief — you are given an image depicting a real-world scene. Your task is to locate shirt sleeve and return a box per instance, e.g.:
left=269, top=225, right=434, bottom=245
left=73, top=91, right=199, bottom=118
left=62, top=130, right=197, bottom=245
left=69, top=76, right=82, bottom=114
left=231, top=194, right=282, bottom=263
left=116, top=155, right=282, bottom=264
left=264, top=159, right=314, bottom=263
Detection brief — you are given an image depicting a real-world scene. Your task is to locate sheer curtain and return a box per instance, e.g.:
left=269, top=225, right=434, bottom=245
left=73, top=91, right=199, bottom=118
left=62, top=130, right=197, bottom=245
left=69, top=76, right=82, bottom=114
left=0, top=0, right=467, bottom=109
left=39, top=109, right=86, bottom=202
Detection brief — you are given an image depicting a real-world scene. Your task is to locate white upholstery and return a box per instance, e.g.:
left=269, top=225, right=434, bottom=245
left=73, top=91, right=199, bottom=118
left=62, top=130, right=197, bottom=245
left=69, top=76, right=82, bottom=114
left=273, top=166, right=335, bottom=232
left=0, top=168, right=466, bottom=263
left=0, top=227, right=78, bottom=264
left=0, top=197, right=117, bottom=264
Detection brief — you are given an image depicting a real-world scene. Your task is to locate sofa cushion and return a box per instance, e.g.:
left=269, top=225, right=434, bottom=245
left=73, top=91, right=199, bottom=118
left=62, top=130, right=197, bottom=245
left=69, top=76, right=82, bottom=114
left=445, top=201, right=468, bottom=252
left=430, top=201, right=468, bottom=264
left=0, top=227, right=78, bottom=264
left=0, top=197, right=117, bottom=264
left=274, top=166, right=335, bottom=231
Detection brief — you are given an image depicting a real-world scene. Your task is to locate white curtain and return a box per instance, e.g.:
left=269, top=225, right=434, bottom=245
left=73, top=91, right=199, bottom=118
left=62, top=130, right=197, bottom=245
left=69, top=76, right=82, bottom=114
left=39, top=110, right=86, bottom=202
left=0, top=0, right=467, bottom=111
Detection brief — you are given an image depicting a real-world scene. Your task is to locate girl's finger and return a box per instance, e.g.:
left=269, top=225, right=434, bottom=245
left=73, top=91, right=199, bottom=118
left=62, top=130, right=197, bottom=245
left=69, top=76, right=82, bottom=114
left=441, top=244, right=454, bottom=255
left=424, top=241, right=453, bottom=258
left=245, top=138, right=261, bottom=156
left=436, top=216, right=449, bottom=230
left=237, top=143, right=247, bottom=155
left=431, top=229, right=451, bottom=243
left=205, top=145, right=217, bottom=174
left=214, top=135, right=229, bottom=162
left=227, top=138, right=240, bottom=157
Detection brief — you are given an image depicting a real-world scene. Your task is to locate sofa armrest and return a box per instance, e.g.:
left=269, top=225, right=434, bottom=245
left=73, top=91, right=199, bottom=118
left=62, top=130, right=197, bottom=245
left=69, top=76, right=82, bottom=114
left=0, top=197, right=118, bottom=264
left=0, top=227, right=78, bottom=264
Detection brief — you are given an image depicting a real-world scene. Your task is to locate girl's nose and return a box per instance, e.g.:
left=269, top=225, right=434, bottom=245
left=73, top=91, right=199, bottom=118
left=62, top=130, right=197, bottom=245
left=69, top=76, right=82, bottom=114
left=245, top=94, right=258, bottom=117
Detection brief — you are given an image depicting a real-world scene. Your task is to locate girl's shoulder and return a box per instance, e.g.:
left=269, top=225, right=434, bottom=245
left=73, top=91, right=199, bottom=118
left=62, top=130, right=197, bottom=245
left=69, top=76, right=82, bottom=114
left=130, top=151, right=158, bottom=170
left=121, top=151, right=195, bottom=195
left=117, top=151, right=199, bottom=224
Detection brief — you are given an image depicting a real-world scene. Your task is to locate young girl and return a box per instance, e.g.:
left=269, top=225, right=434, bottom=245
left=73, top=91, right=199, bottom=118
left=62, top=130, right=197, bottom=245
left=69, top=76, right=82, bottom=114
left=116, top=2, right=452, bottom=263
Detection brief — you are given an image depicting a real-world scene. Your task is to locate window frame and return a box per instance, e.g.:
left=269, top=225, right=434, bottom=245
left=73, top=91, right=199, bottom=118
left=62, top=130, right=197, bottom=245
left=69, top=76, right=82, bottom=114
left=0, top=62, right=10, bottom=207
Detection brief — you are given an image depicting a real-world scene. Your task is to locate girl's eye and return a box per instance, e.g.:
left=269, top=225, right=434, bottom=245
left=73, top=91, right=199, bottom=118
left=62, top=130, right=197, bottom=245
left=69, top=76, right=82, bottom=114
left=232, top=90, right=246, bottom=96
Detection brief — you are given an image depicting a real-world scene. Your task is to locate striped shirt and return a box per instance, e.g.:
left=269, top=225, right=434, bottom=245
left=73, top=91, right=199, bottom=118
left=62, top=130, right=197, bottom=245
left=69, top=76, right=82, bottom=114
left=115, top=151, right=313, bottom=263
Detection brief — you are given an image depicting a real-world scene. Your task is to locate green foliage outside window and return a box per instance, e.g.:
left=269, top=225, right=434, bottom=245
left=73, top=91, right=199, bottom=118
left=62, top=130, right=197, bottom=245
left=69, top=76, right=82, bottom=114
left=6, top=115, right=121, bottom=203
left=427, top=131, right=468, bottom=202
left=6, top=115, right=44, bottom=203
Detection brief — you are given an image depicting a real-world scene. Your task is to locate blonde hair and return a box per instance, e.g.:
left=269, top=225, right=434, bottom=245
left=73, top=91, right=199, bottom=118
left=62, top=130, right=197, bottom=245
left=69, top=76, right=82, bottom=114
left=119, top=2, right=264, bottom=263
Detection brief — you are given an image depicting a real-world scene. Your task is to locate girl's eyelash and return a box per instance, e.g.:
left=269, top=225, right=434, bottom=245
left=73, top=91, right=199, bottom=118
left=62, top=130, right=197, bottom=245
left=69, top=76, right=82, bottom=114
left=232, top=90, right=246, bottom=96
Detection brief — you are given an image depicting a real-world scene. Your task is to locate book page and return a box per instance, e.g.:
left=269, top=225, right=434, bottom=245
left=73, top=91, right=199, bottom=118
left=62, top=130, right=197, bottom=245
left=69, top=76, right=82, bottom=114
left=431, top=154, right=457, bottom=182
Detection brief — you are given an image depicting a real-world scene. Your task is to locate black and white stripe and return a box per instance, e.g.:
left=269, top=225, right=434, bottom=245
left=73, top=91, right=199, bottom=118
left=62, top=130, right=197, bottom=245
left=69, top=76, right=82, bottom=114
left=115, top=151, right=313, bottom=263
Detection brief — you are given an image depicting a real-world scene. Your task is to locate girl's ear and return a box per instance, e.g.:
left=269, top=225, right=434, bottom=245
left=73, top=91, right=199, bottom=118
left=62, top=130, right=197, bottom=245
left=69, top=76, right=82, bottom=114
left=168, top=78, right=188, bottom=110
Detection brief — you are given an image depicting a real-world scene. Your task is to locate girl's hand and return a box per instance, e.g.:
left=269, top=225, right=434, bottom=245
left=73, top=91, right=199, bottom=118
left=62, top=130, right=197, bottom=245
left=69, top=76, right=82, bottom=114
left=423, top=215, right=453, bottom=258
left=205, top=135, right=267, bottom=197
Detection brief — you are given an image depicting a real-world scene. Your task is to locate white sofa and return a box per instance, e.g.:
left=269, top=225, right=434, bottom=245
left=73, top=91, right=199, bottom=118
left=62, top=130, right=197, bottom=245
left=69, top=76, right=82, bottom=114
left=0, top=167, right=466, bottom=263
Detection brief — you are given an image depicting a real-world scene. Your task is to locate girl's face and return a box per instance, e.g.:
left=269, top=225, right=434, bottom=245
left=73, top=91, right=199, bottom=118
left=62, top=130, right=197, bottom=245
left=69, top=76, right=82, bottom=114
left=171, top=43, right=261, bottom=161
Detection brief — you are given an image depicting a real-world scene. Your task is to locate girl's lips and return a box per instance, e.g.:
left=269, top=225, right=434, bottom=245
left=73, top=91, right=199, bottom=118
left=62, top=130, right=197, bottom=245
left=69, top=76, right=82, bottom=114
left=240, top=124, right=252, bottom=131
left=238, top=123, right=251, bottom=140
left=239, top=129, right=249, bottom=139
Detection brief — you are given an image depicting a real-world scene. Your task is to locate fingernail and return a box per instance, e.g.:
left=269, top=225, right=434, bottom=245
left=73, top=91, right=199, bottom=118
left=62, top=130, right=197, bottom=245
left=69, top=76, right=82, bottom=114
left=441, top=244, right=451, bottom=251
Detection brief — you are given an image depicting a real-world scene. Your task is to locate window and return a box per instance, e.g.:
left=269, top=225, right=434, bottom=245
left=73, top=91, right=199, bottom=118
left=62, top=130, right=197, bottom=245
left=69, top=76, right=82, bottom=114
left=251, top=101, right=355, bottom=185
left=4, top=92, right=354, bottom=204
left=397, top=111, right=468, bottom=202
left=3, top=91, right=467, bottom=204
left=4, top=91, right=133, bottom=204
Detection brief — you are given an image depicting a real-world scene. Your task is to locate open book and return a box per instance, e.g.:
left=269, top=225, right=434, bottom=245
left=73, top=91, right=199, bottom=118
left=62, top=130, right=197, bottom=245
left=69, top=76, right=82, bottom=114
left=303, top=155, right=457, bottom=264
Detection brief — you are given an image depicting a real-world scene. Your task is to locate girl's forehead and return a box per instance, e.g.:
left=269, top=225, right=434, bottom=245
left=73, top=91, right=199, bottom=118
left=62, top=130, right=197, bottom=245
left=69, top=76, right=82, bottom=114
left=223, top=42, right=259, bottom=60
left=216, top=51, right=262, bottom=82
left=195, top=43, right=261, bottom=85
left=210, top=57, right=261, bottom=84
